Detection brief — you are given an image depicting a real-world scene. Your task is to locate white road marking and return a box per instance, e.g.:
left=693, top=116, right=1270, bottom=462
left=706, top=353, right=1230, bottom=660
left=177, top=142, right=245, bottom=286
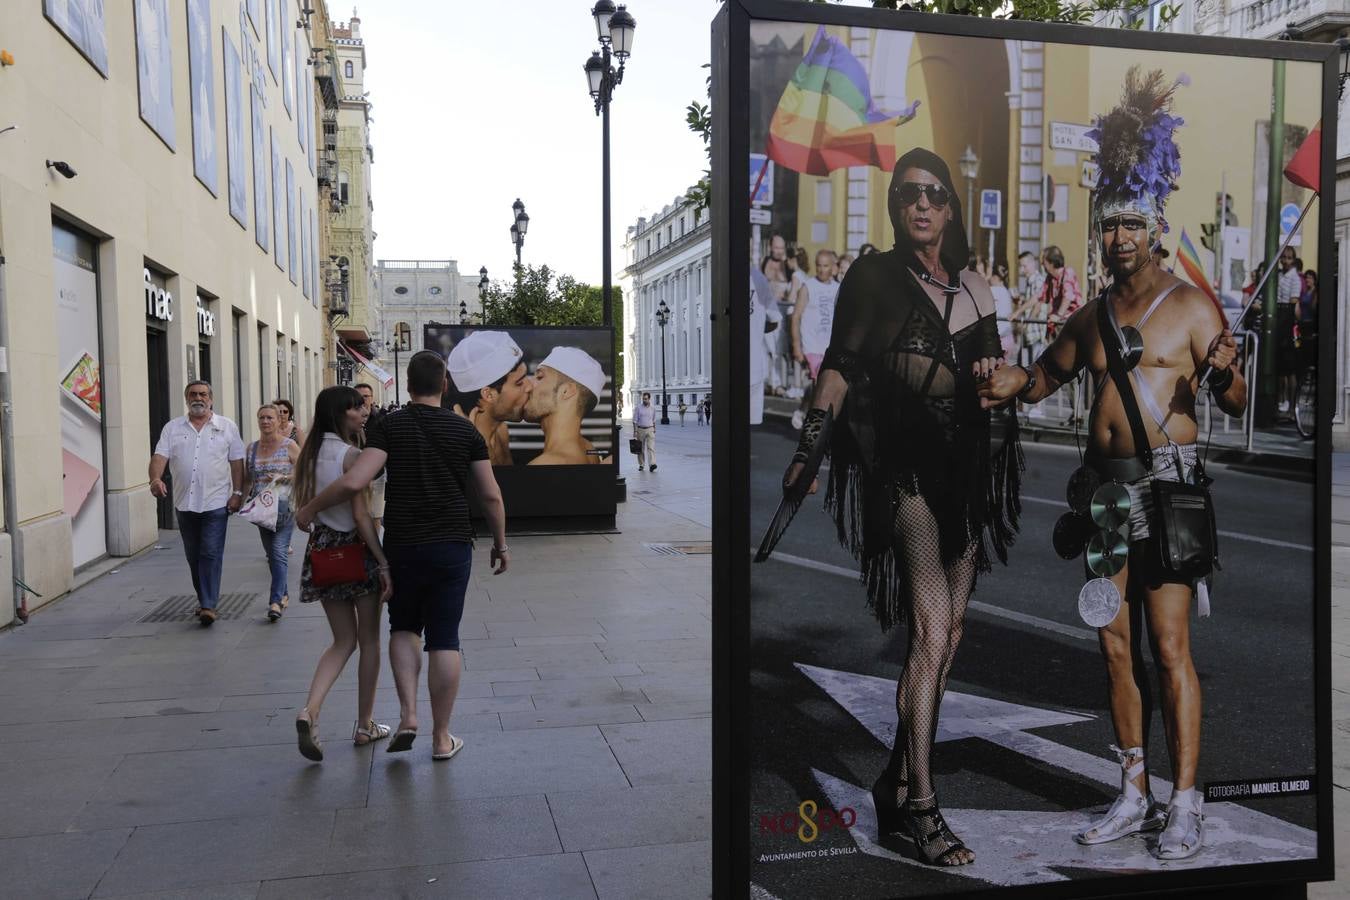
left=764, top=551, right=1096, bottom=642
left=787, top=664, right=1317, bottom=886
left=1022, top=495, right=1313, bottom=551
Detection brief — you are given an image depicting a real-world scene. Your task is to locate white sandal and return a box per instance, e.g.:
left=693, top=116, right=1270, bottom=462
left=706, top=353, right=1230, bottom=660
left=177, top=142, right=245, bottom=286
left=1074, top=745, right=1166, bottom=845
left=1154, top=787, right=1204, bottom=860
left=352, top=720, right=391, bottom=746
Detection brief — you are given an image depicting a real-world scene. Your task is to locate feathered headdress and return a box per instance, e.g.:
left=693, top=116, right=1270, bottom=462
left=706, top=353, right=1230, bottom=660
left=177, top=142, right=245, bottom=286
left=1086, top=67, right=1188, bottom=232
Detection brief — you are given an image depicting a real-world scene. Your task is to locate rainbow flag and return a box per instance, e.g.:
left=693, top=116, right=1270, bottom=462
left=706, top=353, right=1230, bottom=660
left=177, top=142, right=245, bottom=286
left=765, top=26, right=919, bottom=176
left=1175, top=229, right=1223, bottom=313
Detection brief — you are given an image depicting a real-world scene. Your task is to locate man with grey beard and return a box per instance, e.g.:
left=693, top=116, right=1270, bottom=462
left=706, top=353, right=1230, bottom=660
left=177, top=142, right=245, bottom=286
left=149, top=381, right=245, bottom=626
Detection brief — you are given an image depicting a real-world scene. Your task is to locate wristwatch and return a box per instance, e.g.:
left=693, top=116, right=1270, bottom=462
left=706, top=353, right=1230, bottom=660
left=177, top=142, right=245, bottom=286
left=1016, top=364, right=1038, bottom=400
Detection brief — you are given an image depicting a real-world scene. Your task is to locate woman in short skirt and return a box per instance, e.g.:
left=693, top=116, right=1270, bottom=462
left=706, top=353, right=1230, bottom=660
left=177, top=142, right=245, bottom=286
left=289, top=386, right=392, bottom=761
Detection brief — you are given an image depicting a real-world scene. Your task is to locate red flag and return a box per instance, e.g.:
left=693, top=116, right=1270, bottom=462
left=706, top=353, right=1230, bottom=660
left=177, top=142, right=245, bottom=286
left=1283, top=122, right=1321, bottom=193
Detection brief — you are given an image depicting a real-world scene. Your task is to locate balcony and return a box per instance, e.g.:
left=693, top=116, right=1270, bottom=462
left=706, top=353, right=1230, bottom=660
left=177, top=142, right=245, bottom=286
left=1231, top=0, right=1345, bottom=37
left=313, top=54, right=340, bottom=110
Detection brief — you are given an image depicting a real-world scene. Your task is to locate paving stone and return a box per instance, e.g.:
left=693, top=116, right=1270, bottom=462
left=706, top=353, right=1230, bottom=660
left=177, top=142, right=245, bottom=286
left=257, top=852, right=593, bottom=899
left=601, top=718, right=713, bottom=786
left=0, top=754, right=123, bottom=838
left=0, top=827, right=131, bottom=898
left=499, top=703, right=645, bottom=730
left=583, top=840, right=712, bottom=900
left=548, top=781, right=713, bottom=852
left=99, top=883, right=261, bottom=900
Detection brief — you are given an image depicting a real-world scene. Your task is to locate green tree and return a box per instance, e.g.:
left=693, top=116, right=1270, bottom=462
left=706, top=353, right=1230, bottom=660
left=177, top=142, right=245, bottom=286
left=683, top=0, right=1178, bottom=211
left=478, top=264, right=625, bottom=387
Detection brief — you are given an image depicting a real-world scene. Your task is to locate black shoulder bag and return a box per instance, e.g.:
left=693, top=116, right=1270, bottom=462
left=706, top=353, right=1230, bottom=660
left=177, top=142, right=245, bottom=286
left=1097, top=298, right=1218, bottom=580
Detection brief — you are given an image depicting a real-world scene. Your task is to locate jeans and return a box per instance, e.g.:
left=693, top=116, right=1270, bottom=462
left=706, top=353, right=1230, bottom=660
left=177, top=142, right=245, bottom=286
left=177, top=507, right=230, bottom=610
left=255, top=499, right=294, bottom=603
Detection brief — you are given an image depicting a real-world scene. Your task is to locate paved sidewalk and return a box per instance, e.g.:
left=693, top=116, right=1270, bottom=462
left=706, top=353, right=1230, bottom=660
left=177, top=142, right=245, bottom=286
left=0, top=424, right=713, bottom=899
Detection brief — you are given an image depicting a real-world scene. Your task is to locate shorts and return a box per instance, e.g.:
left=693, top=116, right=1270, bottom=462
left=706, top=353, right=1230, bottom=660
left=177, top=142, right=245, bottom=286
left=1099, top=444, right=1199, bottom=590
left=805, top=353, right=824, bottom=380
left=386, top=540, right=473, bottom=651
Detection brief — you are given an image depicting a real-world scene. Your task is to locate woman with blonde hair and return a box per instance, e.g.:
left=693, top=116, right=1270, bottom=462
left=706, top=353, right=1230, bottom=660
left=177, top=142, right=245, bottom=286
left=291, top=386, right=393, bottom=761
left=241, top=404, right=299, bottom=620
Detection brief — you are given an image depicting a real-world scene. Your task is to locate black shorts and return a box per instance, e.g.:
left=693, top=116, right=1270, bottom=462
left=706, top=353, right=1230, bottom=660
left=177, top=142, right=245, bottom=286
left=386, top=540, right=473, bottom=651
left=1127, top=534, right=1192, bottom=590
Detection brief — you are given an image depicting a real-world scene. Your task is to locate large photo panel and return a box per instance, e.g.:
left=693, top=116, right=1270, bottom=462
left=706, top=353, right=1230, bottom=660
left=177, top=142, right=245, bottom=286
left=721, top=3, right=1333, bottom=897
left=425, top=325, right=618, bottom=525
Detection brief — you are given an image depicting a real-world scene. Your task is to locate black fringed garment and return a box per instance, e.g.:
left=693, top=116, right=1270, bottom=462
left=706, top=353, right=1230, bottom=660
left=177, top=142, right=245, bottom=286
left=820, top=249, right=1024, bottom=632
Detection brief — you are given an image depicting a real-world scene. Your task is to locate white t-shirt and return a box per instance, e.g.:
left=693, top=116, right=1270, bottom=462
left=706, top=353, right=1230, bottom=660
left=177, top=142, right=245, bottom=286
left=750, top=267, right=782, bottom=385
left=991, top=284, right=1014, bottom=339
left=154, top=414, right=245, bottom=513
left=1278, top=266, right=1302, bottom=305
left=798, top=277, right=839, bottom=356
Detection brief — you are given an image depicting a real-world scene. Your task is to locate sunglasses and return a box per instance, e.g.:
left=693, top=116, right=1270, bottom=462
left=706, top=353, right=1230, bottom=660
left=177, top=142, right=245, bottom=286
left=895, top=182, right=951, bottom=209
left=1099, top=216, right=1149, bottom=233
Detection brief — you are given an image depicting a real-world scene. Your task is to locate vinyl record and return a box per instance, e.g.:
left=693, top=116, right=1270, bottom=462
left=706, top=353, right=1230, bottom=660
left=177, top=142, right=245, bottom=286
left=1086, top=530, right=1129, bottom=577
left=1066, top=466, right=1101, bottom=514
left=1089, top=482, right=1132, bottom=530
left=1118, top=325, right=1144, bottom=372
left=1079, top=577, right=1123, bottom=628
left=1052, top=511, right=1094, bottom=560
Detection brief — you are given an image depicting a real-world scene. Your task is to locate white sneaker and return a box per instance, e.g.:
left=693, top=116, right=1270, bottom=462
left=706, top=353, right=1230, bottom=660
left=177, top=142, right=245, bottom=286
left=1279, top=400, right=1291, bottom=413
left=791, top=410, right=804, bottom=431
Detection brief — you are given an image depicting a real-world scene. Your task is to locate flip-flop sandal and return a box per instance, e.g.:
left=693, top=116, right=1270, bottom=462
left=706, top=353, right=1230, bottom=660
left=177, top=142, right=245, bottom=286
left=386, top=729, right=417, bottom=753
left=432, top=734, right=464, bottom=761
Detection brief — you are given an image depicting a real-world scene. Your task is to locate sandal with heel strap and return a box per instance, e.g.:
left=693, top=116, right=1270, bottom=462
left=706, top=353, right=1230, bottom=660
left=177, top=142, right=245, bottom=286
left=870, top=768, right=908, bottom=837
left=901, top=794, right=974, bottom=866
left=1074, top=745, right=1166, bottom=845
left=295, top=709, right=323, bottom=761
left=352, top=720, right=391, bottom=746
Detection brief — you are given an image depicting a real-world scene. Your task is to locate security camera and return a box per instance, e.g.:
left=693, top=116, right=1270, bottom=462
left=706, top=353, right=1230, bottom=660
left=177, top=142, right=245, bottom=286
left=45, top=160, right=76, bottom=179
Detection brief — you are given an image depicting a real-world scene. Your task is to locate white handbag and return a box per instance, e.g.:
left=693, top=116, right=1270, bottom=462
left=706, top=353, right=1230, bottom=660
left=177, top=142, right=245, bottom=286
left=237, top=487, right=280, bottom=530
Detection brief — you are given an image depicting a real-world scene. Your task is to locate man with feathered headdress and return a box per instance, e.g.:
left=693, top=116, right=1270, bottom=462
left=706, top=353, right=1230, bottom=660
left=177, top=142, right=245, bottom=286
left=981, top=67, right=1247, bottom=861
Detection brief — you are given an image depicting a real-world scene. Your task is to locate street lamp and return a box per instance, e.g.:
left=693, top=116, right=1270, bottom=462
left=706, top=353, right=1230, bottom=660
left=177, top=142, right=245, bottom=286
left=959, top=144, right=980, bottom=246
left=655, top=298, right=670, bottom=425
left=1337, top=36, right=1350, bottom=99
left=582, top=2, right=637, bottom=329
left=459, top=300, right=469, bottom=325
left=511, top=199, right=528, bottom=270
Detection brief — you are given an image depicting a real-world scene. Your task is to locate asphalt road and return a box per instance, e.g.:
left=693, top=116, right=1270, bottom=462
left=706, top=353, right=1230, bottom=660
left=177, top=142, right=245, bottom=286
left=746, top=423, right=1318, bottom=898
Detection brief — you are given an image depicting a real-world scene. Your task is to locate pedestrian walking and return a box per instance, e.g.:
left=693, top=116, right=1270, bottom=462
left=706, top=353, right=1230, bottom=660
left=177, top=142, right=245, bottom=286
left=697, top=400, right=705, bottom=426
left=288, top=386, right=393, bottom=761
left=297, top=351, right=510, bottom=762
left=704, top=395, right=712, bottom=425
left=354, top=383, right=387, bottom=531
left=274, top=398, right=306, bottom=447
left=678, top=400, right=688, bottom=426
left=241, top=404, right=300, bottom=621
left=633, top=391, right=657, bottom=471
left=148, top=381, right=245, bottom=626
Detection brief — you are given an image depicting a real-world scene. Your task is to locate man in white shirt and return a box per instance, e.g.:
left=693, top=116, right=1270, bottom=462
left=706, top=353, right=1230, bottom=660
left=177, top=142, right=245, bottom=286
left=148, top=381, right=245, bottom=626
left=750, top=265, right=782, bottom=426
left=790, top=249, right=840, bottom=430
left=1275, top=245, right=1302, bottom=415
left=632, top=392, right=657, bottom=472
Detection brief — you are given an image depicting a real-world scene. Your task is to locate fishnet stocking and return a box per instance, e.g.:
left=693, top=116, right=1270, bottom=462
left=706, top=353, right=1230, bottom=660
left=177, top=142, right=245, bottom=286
left=882, top=489, right=978, bottom=808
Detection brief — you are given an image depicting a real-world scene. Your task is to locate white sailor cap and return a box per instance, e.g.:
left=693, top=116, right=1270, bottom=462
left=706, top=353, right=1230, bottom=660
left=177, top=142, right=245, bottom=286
left=539, top=346, right=606, bottom=399
left=447, top=331, right=524, bottom=392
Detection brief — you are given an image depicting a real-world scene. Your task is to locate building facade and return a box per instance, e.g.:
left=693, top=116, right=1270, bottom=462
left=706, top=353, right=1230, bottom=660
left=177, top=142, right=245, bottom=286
left=0, top=1, right=330, bottom=625
left=327, top=9, right=377, bottom=387
left=374, top=259, right=481, bottom=405
left=621, top=199, right=713, bottom=417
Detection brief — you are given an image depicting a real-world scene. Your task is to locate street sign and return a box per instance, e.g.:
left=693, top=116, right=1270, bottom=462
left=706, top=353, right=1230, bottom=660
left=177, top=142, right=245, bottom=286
left=979, top=189, right=1001, bottom=229
left=1280, top=201, right=1303, bottom=247
left=749, top=154, right=775, bottom=206
left=749, top=207, right=772, bottom=226
left=1050, top=121, right=1099, bottom=153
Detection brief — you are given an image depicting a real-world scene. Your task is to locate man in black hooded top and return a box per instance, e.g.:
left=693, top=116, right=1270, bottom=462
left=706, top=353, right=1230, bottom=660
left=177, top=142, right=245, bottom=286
left=782, top=147, right=1023, bottom=867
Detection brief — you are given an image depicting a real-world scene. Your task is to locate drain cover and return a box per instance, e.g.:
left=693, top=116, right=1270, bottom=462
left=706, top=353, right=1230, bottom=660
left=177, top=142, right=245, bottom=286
left=139, top=592, right=260, bottom=623
left=644, top=542, right=713, bottom=557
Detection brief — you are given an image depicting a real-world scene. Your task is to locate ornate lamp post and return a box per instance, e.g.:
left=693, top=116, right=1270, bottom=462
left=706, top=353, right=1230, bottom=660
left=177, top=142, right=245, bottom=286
left=510, top=199, right=528, bottom=270
left=656, top=298, right=671, bottom=425
left=459, top=300, right=469, bottom=325
left=583, top=2, right=636, bottom=329
left=959, top=144, right=980, bottom=246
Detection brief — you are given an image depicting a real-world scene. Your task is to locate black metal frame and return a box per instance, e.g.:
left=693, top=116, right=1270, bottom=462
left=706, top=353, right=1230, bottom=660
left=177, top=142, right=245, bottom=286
left=711, top=1, right=1337, bottom=896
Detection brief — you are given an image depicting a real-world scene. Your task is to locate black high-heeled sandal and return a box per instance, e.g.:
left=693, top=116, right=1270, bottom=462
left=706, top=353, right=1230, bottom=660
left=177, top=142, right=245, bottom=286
left=871, top=769, right=908, bottom=837
left=902, top=795, right=974, bottom=866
